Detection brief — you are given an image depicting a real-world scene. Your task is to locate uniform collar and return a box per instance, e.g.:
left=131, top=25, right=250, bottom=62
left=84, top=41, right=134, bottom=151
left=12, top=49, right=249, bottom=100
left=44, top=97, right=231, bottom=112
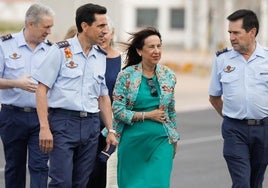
left=70, top=35, right=100, bottom=58
left=17, top=29, right=47, bottom=51
left=17, top=29, right=27, bottom=47
left=229, top=42, right=264, bottom=59
left=253, top=42, right=266, bottom=59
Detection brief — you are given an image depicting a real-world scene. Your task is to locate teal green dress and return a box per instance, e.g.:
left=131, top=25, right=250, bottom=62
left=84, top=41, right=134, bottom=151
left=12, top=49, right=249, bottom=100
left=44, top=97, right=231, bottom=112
left=117, top=75, right=174, bottom=188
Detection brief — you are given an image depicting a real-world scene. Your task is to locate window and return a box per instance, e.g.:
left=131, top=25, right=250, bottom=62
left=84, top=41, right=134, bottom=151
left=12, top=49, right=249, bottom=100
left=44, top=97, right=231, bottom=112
left=170, top=8, right=185, bottom=29
left=136, top=8, right=158, bottom=28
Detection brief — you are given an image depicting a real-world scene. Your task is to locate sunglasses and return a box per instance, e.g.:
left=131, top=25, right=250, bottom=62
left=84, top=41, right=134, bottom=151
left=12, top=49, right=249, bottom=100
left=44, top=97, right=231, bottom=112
left=146, top=78, right=158, bottom=97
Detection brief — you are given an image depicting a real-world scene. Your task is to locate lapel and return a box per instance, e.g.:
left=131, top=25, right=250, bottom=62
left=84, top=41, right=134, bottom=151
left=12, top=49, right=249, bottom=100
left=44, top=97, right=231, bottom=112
left=155, top=65, right=165, bottom=106
left=128, top=63, right=166, bottom=107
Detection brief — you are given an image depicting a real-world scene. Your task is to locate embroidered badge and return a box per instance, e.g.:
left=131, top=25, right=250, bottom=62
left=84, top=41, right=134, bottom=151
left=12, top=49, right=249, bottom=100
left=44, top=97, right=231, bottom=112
left=9, top=53, right=21, bottom=59
left=64, top=47, right=73, bottom=59
left=223, top=65, right=235, bottom=73
left=65, top=60, right=78, bottom=68
left=64, top=47, right=77, bottom=68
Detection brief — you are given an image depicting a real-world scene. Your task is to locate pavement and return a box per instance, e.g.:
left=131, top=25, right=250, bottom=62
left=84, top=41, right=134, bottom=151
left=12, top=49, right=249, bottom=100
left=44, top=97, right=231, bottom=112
left=175, top=73, right=212, bottom=112
left=0, top=50, right=214, bottom=187
left=162, top=49, right=214, bottom=113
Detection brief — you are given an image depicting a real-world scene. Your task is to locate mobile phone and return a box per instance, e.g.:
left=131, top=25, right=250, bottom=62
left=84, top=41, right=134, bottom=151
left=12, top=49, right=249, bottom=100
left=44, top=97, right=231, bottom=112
left=98, top=144, right=116, bottom=163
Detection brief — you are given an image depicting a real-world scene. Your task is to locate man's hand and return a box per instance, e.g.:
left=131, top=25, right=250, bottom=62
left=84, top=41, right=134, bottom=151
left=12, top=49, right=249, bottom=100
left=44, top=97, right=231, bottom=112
left=105, top=132, right=119, bottom=150
left=16, top=75, right=38, bottom=92
left=39, top=125, right=53, bottom=153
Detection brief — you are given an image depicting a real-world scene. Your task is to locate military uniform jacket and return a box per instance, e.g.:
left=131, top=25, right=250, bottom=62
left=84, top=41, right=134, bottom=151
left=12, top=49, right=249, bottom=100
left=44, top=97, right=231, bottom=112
left=209, top=43, right=268, bottom=119
left=0, top=30, right=51, bottom=107
left=33, top=36, right=108, bottom=113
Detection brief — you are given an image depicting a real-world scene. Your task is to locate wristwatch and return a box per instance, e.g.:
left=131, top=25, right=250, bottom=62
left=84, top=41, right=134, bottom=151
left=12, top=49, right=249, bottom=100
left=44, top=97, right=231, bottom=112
left=108, top=129, right=116, bottom=134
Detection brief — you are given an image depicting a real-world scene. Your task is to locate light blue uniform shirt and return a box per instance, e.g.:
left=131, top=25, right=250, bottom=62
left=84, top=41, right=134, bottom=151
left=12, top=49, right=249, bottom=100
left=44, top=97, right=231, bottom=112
left=33, top=36, right=108, bottom=113
left=209, top=43, right=268, bottom=119
left=0, top=30, right=51, bottom=107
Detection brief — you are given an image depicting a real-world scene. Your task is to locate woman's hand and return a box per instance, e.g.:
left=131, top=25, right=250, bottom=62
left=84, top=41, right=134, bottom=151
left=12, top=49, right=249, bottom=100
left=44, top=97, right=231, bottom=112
left=173, top=142, right=178, bottom=158
left=145, top=109, right=166, bottom=123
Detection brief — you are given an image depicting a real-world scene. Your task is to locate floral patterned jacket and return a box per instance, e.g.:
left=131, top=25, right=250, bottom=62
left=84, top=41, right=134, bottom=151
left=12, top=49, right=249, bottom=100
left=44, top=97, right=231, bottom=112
left=111, top=63, right=179, bottom=144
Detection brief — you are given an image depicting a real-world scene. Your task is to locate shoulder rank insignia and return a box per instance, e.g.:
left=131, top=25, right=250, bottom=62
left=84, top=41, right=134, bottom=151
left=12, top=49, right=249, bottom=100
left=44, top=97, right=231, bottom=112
left=56, top=40, right=70, bottom=48
left=1, top=34, right=12, bottom=42
left=216, top=47, right=228, bottom=56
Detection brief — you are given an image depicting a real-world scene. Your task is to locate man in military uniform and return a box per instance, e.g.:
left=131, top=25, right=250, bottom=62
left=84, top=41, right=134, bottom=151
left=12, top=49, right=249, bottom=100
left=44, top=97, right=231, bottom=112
left=33, top=3, right=118, bottom=187
left=0, top=3, right=54, bottom=188
left=209, top=9, right=268, bottom=188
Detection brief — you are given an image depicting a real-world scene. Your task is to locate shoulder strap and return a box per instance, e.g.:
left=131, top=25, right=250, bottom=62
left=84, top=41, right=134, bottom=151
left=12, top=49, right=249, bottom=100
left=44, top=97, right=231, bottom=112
left=56, top=40, right=70, bottom=48
left=216, top=47, right=228, bottom=56
left=1, top=34, right=12, bottom=42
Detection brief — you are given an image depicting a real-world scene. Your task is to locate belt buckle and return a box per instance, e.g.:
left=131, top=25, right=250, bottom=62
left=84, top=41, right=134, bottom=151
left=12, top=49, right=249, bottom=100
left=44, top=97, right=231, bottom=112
left=23, top=107, right=32, bottom=112
left=247, top=119, right=261, bottom=126
left=80, top=111, right=87, bottom=118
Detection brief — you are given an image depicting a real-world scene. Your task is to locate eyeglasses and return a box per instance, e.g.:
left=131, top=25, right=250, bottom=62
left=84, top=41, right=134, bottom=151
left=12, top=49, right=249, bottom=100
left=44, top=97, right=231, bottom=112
left=146, top=78, right=158, bottom=97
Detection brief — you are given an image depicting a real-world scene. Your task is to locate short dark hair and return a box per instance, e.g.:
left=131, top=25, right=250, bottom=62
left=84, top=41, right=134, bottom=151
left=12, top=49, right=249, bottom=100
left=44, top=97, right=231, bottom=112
left=75, top=3, right=107, bottom=33
left=227, top=9, right=259, bottom=36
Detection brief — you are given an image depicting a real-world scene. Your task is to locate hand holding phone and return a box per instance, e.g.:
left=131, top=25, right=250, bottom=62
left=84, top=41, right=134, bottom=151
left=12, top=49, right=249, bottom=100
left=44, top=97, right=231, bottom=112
left=98, top=144, right=116, bottom=163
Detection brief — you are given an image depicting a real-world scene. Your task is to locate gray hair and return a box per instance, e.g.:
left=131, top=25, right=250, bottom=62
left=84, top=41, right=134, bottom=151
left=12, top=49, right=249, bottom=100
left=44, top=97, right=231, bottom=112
left=106, top=16, right=116, bottom=46
left=106, top=16, right=114, bottom=33
left=25, top=3, right=55, bottom=26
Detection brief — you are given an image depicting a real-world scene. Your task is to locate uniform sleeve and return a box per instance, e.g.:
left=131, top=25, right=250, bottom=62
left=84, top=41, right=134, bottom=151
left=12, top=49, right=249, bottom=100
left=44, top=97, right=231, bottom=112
left=0, top=43, right=4, bottom=78
left=208, top=56, right=222, bottom=96
left=33, top=45, right=62, bottom=88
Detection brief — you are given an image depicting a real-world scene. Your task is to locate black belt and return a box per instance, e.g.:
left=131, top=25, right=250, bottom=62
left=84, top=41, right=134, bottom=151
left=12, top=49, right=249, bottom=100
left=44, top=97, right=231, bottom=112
left=225, top=116, right=268, bottom=126
left=49, top=108, right=98, bottom=118
left=1, top=104, right=36, bottom=112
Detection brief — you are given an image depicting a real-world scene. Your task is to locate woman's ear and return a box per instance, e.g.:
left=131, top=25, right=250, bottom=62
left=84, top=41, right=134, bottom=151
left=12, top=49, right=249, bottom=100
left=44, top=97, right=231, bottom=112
left=136, top=49, right=141, bottom=56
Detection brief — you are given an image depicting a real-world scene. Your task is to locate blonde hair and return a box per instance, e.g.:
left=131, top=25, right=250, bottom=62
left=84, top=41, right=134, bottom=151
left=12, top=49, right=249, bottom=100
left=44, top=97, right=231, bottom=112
left=64, top=25, right=77, bottom=40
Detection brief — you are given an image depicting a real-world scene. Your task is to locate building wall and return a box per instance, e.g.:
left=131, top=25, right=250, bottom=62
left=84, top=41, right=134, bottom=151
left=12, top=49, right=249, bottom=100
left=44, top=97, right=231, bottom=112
left=1, top=0, right=268, bottom=51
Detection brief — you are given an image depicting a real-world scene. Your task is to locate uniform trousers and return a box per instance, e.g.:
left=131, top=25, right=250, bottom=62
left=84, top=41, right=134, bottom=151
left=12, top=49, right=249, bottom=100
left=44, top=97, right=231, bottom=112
left=87, top=119, right=107, bottom=188
left=222, top=117, right=268, bottom=188
left=0, top=105, right=49, bottom=188
left=87, top=133, right=107, bottom=188
left=48, top=109, right=100, bottom=188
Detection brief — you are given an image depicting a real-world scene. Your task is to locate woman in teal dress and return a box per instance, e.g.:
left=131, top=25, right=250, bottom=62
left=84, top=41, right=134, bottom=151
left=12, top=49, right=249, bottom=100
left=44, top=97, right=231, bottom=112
left=112, top=27, right=179, bottom=188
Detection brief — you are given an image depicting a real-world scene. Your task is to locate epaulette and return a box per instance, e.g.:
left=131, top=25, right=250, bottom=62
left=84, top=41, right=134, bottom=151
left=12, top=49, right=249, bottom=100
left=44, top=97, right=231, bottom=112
left=96, top=45, right=107, bottom=55
left=216, top=47, right=228, bottom=56
left=56, top=40, right=70, bottom=48
left=1, top=34, right=12, bottom=42
left=45, top=40, right=53, bottom=46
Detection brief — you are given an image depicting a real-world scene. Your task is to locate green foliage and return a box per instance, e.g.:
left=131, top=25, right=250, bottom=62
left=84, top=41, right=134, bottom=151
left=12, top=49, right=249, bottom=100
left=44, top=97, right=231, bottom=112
left=0, top=22, right=23, bottom=35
